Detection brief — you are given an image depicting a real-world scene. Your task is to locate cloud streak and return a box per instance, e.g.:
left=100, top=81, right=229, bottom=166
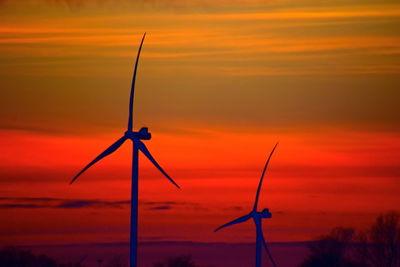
left=0, top=197, right=201, bottom=210
left=0, top=0, right=283, bottom=13
left=0, top=197, right=130, bottom=209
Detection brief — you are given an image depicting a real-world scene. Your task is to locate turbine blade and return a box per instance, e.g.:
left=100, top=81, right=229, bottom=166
left=260, top=227, right=278, bottom=267
left=136, top=141, right=180, bottom=189
left=214, top=214, right=252, bottom=232
left=253, top=142, right=279, bottom=211
left=70, top=136, right=127, bottom=184
left=127, top=32, right=146, bottom=132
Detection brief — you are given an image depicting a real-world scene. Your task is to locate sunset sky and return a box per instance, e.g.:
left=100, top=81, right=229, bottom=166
left=1, top=0, right=399, bottom=263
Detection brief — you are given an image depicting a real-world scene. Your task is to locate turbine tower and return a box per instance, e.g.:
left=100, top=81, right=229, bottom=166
left=70, top=33, right=180, bottom=267
left=215, top=143, right=278, bottom=267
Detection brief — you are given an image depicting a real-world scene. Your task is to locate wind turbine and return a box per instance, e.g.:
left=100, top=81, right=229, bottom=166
left=215, top=143, right=279, bottom=267
left=70, top=33, right=180, bottom=267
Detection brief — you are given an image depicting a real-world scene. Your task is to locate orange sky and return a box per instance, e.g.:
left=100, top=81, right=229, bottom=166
left=0, top=0, right=399, bottom=249
left=1, top=127, right=399, bottom=245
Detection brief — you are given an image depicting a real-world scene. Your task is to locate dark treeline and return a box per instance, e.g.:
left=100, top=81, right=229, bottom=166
left=301, top=211, right=400, bottom=267
left=2, top=212, right=398, bottom=267
left=0, top=246, right=83, bottom=267
left=0, top=247, right=206, bottom=267
left=153, top=255, right=214, bottom=267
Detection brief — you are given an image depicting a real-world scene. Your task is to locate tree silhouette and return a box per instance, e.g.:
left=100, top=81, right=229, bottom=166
left=301, top=212, right=400, bottom=267
left=153, top=255, right=197, bottom=267
left=0, top=246, right=57, bottom=267
left=357, top=211, right=400, bottom=267
left=0, top=246, right=84, bottom=267
left=300, top=227, right=361, bottom=267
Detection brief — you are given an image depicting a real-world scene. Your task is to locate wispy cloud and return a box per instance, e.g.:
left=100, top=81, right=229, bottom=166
left=142, top=200, right=205, bottom=211
left=0, top=197, right=202, bottom=211
left=222, top=206, right=244, bottom=211
left=149, top=205, right=172, bottom=210
left=0, top=0, right=289, bottom=9
left=55, top=199, right=130, bottom=208
left=0, top=197, right=130, bottom=209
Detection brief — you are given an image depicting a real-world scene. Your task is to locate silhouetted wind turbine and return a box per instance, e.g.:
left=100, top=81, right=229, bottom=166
left=215, top=143, right=279, bottom=267
left=70, top=33, right=180, bottom=267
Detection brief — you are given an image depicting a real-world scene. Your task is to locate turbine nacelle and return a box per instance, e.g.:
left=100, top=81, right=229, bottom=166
left=125, top=127, right=152, bottom=140
left=260, top=208, right=272, bottom=219
left=250, top=208, right=272, bottom=219
left=138, top=127, right=151, bottom=140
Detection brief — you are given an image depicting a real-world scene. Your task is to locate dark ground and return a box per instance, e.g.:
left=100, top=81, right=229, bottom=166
left=21, top=241, right=309, bottom=267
